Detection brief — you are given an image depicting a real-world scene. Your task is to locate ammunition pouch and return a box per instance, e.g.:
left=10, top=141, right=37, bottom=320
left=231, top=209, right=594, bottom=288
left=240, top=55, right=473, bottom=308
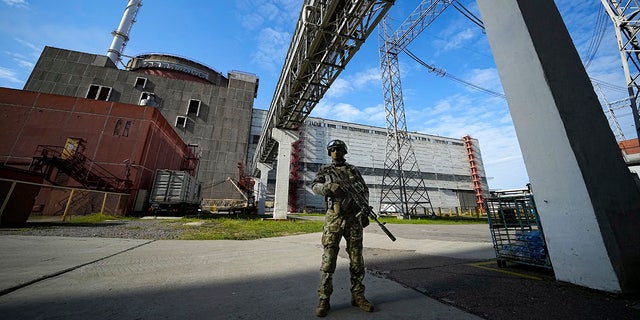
left=360, top=214, right=370, bottom=228
left=356, top=210, right=370, bottom=228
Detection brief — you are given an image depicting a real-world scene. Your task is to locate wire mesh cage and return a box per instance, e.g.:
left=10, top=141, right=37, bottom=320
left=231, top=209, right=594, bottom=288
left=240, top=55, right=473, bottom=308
left=485, top=188, right=551, bottom=269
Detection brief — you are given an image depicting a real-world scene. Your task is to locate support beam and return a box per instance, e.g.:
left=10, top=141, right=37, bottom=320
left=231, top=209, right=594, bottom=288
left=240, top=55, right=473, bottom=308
left=271, top=128, right=300, bottom=220
left=477, top=0, right=640, bottom=293
left=256, top=163, right=273, bottom=215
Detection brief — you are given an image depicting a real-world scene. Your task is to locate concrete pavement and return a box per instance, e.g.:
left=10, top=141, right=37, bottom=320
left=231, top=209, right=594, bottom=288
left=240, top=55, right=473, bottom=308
left=0, top=225, right=492, bottom=319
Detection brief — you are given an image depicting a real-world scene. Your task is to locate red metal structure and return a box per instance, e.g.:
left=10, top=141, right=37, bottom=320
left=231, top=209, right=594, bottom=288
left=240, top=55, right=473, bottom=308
left=0, top=88, right=195, bottom=215
left=237, top=161, right=255, bottom=202
left=30, top=141, right=131, bottom=193
left=288, top=133, right=302, bottom=213
left=619, top=138, right=640, bottom=156
left=463, top=135, right=485, bottom=212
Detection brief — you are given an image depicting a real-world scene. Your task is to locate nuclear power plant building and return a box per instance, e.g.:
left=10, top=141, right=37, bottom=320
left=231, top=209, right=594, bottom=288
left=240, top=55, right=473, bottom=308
left=23, top=46, right=259, bottom=200
left=248, top=109, right=488, bottom=214
left=13, top=45, right=489, bottom=214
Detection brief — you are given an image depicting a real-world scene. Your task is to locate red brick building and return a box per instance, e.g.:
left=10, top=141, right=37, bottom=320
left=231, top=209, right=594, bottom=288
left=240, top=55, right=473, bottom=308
left=0, top=88, right=196, bottom=216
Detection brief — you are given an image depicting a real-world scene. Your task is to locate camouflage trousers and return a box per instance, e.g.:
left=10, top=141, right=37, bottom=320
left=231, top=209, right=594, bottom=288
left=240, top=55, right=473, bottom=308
left=318, top=219, right=365, bottom=299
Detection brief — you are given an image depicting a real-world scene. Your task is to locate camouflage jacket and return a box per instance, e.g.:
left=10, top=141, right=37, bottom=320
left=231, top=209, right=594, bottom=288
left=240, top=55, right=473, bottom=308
left=312, top=162, right=369, bottom=219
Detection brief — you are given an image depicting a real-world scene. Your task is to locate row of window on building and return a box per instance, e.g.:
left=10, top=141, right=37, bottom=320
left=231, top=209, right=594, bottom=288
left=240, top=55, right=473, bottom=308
left=85, top=77, right=202, bottom=129
left=303, top=119, right=464, bottom=146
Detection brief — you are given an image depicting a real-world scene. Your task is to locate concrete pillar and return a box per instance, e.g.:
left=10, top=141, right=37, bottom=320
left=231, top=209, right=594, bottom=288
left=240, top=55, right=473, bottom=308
left=256, top=162, right=272, bottom=215
left=271, top=128, right=299, bottom=220
left=477, top=0, right=640, bottom=293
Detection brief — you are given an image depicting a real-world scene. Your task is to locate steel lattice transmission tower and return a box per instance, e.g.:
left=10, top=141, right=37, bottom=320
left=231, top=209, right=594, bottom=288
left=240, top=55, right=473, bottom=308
left=601, top=0, right=640, bottom=141
left=378, top=0, right=452, bottom=218
left=594, top=83, right=629, bottom=142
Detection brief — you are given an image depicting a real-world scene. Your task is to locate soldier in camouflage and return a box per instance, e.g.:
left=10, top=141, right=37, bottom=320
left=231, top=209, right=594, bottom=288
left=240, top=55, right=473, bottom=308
left=311, top=139, right=374, bottom=317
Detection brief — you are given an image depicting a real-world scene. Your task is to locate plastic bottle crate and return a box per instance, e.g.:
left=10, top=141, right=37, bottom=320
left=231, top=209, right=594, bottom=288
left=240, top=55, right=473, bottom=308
left=485, top=190, right=552, bottom=269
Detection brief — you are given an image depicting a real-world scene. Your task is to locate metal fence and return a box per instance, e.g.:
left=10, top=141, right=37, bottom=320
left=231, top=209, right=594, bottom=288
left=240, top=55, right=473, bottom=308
left=1, top=178, right=130, bottom=223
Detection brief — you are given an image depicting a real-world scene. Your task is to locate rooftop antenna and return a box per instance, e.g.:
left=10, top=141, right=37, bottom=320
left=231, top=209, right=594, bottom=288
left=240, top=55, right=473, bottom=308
left=107, top=0, right=143, bottom=67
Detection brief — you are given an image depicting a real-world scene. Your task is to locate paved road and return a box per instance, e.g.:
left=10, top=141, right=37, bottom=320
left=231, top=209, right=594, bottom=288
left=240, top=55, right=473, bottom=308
left=0, top=224, right=638, bottom=319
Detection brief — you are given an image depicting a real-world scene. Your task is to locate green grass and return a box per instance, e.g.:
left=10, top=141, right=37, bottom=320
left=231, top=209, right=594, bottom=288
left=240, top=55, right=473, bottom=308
left=57, top=213, right=486, bottom=240
left=178, top=214, right=324, bottom=240
left=67, top=213, right=134, bottom=224
left=176, top=214, right=487, bottom=240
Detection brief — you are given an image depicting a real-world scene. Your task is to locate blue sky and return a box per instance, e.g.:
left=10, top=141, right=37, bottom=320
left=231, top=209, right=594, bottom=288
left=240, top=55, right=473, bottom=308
left=0, top=0, right=634, bottom=190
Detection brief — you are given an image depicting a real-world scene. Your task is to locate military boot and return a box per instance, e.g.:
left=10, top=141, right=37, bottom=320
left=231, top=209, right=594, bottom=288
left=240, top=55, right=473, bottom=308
left=316, top=298, right=330, bottom=317
left=351, top=294, right=374, bottom=312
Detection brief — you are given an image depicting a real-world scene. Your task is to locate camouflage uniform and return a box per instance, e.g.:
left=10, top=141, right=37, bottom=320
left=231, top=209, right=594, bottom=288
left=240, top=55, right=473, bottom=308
left=312, top=141, right=373, bottom=317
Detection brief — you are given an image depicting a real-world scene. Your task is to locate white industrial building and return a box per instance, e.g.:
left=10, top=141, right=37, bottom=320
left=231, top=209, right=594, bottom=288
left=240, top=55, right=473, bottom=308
left=248, top=109, right=488, bottom=214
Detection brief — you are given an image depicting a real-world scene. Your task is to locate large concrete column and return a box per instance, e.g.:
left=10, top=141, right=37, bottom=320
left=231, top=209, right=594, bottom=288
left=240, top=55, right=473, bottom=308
left=271, top=128, right=299, bottom=220
left=255, top=162, right=272, bottom=215
left=477, top=0, right=640, bottom=293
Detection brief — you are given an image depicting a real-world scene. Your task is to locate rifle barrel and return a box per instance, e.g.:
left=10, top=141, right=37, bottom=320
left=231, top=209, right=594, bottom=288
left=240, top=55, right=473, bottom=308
left=334, top=174, right=396, bottom=242
left=380, top=224, right=397, bottom=241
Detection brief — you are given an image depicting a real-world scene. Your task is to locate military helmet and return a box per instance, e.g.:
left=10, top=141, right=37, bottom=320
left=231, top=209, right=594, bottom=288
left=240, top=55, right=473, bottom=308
left=326, top=139, right=348, bottom=156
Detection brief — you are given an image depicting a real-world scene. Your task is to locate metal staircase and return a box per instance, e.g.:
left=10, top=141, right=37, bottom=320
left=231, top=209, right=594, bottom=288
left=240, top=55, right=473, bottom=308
left=29, top=145, right=131, bottom=193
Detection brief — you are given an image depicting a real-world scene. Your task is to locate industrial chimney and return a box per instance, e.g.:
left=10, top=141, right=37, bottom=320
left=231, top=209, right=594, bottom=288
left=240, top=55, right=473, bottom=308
left=107, top=0, right=143, bottom=66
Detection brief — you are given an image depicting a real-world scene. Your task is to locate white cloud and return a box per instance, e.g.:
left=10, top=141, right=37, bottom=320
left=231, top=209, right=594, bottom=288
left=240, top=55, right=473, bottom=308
left=4, top=21, right=106, bottom=58
left=237, top=0, right=299, bottom=30
left=15, top=58, right=33, bottom=69
left=238, top=1, right=300, bottom=72
left=2, top=0, right=28, bottom=8
left=239, top=11, right=265, bottom=30
left=3, top=50, right=25, bottom=59
left=326, top=67, right=380, bottom=98
left=352, top=67, right=380, bottom=87
left=464, top=68, right=503, bottom=94
left=311, top=101, right=385, bottom=125
left=3, top=50, right=35, bottom=70
left=0, top=66, right=22, bottom=83
left=362, top=104, right=386, bottom=124
left=402, top=89, right=529, bottom=189
left=429, top=99, right=453, bottom=116
left=311, top=101, right=364, bottom=122
left=326, top=78, right=350, bottom=98
left=252, top=28, right=290, bottom=71
left=441, top=27, right=475, bottom=51
left=431, top=13, right=481, bottom=55
left=333, top=102, right=363, bottom=121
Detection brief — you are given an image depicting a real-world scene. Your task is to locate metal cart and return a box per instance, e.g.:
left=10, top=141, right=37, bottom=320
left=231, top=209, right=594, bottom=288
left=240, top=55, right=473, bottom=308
left=484, top=188, right=552, bottom=269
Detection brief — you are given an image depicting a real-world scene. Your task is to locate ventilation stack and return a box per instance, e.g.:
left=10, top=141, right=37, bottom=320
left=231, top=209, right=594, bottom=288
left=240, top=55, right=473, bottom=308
left=107, top=0, right=143, bottom=66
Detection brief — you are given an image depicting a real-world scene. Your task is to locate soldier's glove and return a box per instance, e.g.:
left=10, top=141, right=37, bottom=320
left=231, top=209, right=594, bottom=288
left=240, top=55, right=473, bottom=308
left=323, top=182, right=343, bottom=197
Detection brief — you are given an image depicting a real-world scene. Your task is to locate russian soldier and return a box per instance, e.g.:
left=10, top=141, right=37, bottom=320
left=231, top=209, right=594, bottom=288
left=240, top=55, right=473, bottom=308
left=311, top=139, right=374, bottom=317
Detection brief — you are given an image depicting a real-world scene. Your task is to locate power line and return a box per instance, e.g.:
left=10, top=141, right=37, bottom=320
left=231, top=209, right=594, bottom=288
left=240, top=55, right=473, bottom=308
left=403, top=49, right=628, bottom=104
left=584, top=5, right=608, bottom=69
left=404, top=48, right=505, bottom=99
left=590, top=77, right=628, bottom=94
left=452, top=0, right=484, bottom=30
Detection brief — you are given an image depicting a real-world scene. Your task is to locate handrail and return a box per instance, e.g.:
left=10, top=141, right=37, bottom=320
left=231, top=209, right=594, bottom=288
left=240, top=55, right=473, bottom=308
left=32, top=145, right=131, bottom=192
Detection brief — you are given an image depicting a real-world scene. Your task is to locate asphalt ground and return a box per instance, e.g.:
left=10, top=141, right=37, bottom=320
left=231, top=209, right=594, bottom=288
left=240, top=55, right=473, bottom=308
left=0, top=223, right=638, bottom=319
left=365, top=224, right=640, bottom=320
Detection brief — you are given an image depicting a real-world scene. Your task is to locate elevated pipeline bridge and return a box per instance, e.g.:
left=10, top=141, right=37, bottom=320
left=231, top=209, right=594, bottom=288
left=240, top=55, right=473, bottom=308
left=251, top=0, right=394, bottom=170
left=249, top=0, right=394, bottom=218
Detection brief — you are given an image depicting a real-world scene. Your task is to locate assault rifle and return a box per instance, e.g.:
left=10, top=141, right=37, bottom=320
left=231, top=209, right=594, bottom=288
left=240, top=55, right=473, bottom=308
left=329, top=171, right=397, bottom=242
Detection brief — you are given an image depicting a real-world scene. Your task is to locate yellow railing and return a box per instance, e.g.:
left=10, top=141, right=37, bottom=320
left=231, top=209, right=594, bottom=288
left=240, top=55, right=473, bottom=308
left=0, top=178, right=129, bottom=222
